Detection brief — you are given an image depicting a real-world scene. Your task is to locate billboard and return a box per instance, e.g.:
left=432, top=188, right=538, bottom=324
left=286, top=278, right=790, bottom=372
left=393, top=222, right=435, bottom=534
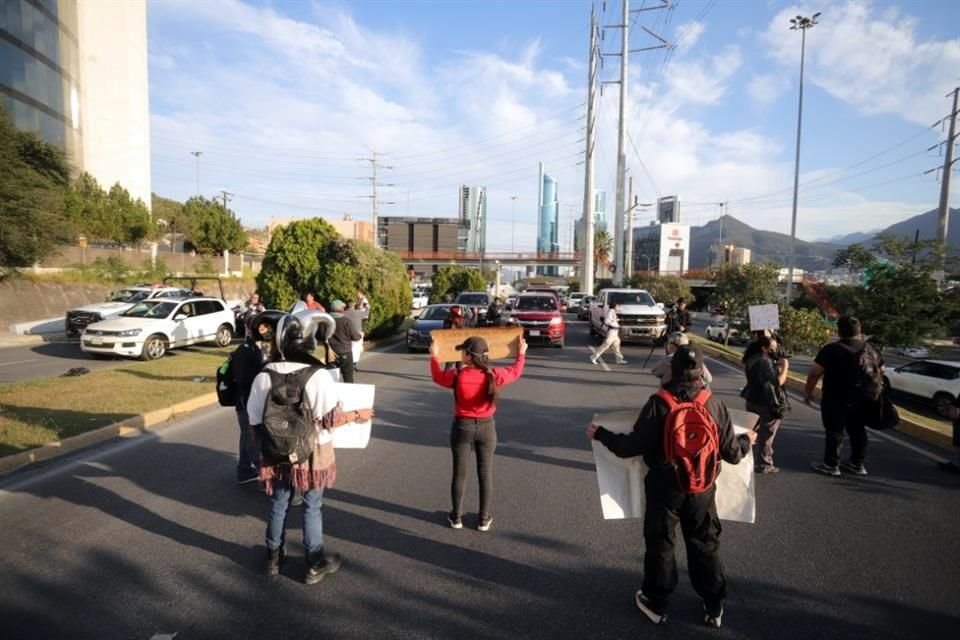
left=657, top=196, right=680, bottom=223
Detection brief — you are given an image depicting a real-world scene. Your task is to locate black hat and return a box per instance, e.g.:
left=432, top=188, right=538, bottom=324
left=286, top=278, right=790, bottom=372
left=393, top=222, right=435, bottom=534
left=671, top=345, right=704, bottom=379
left=455, top=336, right=489, bottom=356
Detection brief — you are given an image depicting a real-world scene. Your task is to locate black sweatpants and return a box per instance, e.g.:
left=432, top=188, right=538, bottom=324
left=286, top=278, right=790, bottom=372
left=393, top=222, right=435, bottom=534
left=642, top=476, right=726, bottom=614
left=450, top=417, right=497, bottom=518
left=336, top=351, right=354, bottom=384
left=821, top=404, right=867, bottom=467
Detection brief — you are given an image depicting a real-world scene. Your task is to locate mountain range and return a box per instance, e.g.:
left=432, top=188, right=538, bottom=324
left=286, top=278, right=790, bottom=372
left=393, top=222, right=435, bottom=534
left=687, top=207, right=959, bottom=270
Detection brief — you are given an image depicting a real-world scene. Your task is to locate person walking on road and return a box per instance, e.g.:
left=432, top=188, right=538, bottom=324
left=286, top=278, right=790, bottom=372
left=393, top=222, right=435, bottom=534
left=587, top=346, right=756, bottom=628
left=229, top=312, right=274, bottom=484
left=666, top=298, right=692, bottom=335
left=592, top=302, right=627, bottom=365
left=327, top=300, right=362, bottom=383
left=247, top=313, right=373, bottom=583
left=804, top=316, right=880, bottom=477
left=429, top=335, right=527, bottom=532
left=742, top=335, right=789, bottom=474
left=651, top=332, right=713, bottom=387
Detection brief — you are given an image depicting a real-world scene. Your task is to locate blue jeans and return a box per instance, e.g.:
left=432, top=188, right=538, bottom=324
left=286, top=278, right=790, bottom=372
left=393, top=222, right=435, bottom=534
left=235, top=408, right=261, bottom=477
left=266, top=478, right=324, bottom=553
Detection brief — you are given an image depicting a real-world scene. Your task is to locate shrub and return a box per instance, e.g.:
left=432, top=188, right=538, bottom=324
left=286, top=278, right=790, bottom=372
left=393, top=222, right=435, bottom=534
left=429, top=266, right=487, bottom=304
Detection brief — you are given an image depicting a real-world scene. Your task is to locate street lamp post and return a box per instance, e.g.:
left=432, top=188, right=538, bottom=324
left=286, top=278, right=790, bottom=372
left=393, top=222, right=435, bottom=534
left=785, top=12, right=820, bottom=305
left=510, top=196, right=518, bottom=253
left=190, top=150, right=203, bottom=196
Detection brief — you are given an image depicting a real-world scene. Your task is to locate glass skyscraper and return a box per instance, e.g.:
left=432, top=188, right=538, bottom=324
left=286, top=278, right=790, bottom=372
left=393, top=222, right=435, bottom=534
left=459, top=185, right=487, bottom=253
left=537, top=162, right=559, bottom=275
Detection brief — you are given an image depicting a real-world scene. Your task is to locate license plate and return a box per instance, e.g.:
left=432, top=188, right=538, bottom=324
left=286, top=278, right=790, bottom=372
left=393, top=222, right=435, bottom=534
left=91, top=337, right=103, bottom=345
left=529, top=330, right=540, bottom=336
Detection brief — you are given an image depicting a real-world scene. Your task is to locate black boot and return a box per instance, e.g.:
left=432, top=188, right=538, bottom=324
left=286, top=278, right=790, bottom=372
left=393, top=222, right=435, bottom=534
left=304, top=548, right=342, bottom=585
left=264, top=546, right=284, bottom=577
left=290, top=488, right=304, bottom=507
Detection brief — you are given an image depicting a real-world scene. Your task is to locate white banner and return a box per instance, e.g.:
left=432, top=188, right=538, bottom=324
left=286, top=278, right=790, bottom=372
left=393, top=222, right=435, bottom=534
left=748, top=304, right=780, bottom=332
left=591, top=408, right=756, bottom=523
left=330, top=382, right=375, bottom=449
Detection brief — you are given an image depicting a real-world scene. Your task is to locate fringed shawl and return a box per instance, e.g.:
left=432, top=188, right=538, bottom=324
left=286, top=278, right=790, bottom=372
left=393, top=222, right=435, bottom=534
left=258, top=403, right=345, bottom=495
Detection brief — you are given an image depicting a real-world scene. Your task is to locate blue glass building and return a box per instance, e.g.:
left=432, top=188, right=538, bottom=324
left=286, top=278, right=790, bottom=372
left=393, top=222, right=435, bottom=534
left=537, top=162, right=559, bottom=275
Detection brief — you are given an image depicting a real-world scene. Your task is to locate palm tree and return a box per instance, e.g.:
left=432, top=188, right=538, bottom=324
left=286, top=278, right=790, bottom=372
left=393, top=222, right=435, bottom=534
left=594, top=229, right=613, bottom=276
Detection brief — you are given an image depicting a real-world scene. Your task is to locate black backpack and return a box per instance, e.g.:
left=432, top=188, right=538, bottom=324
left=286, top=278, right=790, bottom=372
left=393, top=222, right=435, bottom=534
left=216, top=354, right=238, bottom=407
left=843, top=341, right=884, bottom=403
left=259, top=366, right=322, bottom=464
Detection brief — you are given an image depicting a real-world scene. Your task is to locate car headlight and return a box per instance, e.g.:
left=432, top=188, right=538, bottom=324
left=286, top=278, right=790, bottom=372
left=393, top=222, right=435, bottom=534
left=117, top=329, right=142, bottom=337
left=407, top=328, right=416, bottom=336
left=549, top=317, right=563, bottom=326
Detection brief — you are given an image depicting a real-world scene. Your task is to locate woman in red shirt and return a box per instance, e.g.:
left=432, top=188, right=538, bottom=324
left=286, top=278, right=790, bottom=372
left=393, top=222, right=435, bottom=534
left=429, top=335, right=526, bottom=531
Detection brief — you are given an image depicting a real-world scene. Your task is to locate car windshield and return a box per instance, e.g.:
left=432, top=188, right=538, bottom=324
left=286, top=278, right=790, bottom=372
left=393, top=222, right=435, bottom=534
left=420, top=306, right=450, bottom=321
left=122, top=301, right=177, bottom=319
left=570, top=293, right=586, bottom=300
left=517, top=296, right=557, bottom=311
left=609, top=291, right=655, bottom=307
left=107, top=289, right=150, bottom=303
left=457, top=294, right=489, bottom=305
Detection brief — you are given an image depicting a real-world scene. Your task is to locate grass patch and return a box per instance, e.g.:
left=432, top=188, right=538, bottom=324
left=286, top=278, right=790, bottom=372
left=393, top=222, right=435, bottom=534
left=0, top=348, right=229, bottom=458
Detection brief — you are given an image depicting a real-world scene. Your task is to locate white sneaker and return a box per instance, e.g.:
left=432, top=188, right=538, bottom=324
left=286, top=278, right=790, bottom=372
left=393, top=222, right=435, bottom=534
left=589, top=356, right=598, bottom=365
left=635, top=591, right=667, bottom=625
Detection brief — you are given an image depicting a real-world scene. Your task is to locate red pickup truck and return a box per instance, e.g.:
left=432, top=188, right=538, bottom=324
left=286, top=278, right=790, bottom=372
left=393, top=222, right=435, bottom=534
left=509, top=293, right=565, bottom=348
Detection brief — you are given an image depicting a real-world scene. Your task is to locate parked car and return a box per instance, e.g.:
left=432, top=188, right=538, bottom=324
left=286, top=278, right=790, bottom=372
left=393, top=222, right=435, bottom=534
left=705, top=319, right=749, bottom=345
left=454, top=291, right=493, bottom=318
left=884, top=360, right=960, bottom=417
left=896, top=346, right=930, bottom=359
left=411, top=291, right=429, bottom=310
left=566, top=292, right=588, bottom=314
left=80, top=297, right=236, bottom=360
left=508, top=293, right=565, bottom=348
left=65, top=285, right=190, bottom=337
left=577, top=295, right=595, bottom=321
left=406, top=304, right=453, bottom=352
left=590, top=288, right=667, bottom=344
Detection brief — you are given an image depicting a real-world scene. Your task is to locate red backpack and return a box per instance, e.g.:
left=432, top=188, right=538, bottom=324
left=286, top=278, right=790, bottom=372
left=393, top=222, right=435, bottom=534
left=655, top=388, right=721, bottom=494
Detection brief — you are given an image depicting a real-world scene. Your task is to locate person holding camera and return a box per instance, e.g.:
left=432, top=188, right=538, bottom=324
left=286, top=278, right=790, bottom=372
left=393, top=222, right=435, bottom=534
left=742, top=335, right=789, bottom=474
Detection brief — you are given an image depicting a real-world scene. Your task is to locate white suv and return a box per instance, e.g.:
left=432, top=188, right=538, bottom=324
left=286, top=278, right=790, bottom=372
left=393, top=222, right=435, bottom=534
left=66, top=286, right=190, bottom=337
left=884, top=360, right=960, bottom=417
left=81, top=297, right=236, bottom=360
left=590, top=288, right=667, bottom=344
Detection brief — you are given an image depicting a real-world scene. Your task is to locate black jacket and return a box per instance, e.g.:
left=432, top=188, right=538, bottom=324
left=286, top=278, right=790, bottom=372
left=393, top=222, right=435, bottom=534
left=328, top=314, right=362, bottom=354
left=231, top=339, right=266, bottom=410
left=593, top=382, right=750, bottom=484
left=743, top=352, right=784, bottom=413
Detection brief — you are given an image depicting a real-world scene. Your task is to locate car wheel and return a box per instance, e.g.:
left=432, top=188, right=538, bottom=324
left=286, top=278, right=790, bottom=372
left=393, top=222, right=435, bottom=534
left=934, top=392, right=954, bottom=417
left=141, top=334, right=167, bottom=360
left=215, top=324, right=234, bottom=347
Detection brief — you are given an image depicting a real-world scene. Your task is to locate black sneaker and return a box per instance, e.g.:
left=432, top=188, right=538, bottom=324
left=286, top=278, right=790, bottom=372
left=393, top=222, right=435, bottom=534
left=478, top=515, right=493, bottom=532
left=703, top=604, right=723, bottom=629
left=634, top=591, right=667, bottom=625
left=811, top=462, right=840, bottom=477
left=839, top=461, right=868, bottom=476
left=263, top=546, right=284, bottom=577
left=305, top=550, right=342, bottom=585
left=448, top=512, right=463, bottom=529
left=236, top=471, right=259, bottom=485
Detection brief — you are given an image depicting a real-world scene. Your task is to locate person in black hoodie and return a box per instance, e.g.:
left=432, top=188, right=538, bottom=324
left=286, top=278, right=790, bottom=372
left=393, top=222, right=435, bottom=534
left=327, top=299, right=362, bottom=383
left=587, top=345, right=756, bottom=629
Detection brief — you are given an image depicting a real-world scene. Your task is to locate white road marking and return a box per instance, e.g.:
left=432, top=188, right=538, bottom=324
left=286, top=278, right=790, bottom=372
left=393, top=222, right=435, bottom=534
left=0, top=359, right=38, bottom=367
left=705, top=355, right=949, bottom=463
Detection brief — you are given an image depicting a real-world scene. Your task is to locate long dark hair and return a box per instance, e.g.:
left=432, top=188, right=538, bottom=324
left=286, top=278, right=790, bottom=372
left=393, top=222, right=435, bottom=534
left=467, top=352, right=499, bottom=404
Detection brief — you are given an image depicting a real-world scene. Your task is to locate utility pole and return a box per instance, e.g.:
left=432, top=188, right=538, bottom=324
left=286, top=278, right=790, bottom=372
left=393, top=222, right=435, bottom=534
left=190, top=150, right=203, bottom=196
left=359, top=148, right=394, bottom=249
left=218, top=190, right=233, bottom=209
left=581, top=5, right=598, bottom=293
left=936, top=87, right=958, bottom=261
left=603, top=0, right=670, bottom=285
left=716, top=201, right=727, bottom=265
left=785, top=12, right=820, bottom=305
left=510, top=195, right=519, bottom=253
left=625, top=175, right=634, bottom=279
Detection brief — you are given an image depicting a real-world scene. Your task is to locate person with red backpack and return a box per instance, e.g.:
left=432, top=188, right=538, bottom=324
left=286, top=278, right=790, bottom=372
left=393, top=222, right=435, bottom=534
left=587, top=345, right=756, bottom=629
left=429, top=335, right=527, bottom=532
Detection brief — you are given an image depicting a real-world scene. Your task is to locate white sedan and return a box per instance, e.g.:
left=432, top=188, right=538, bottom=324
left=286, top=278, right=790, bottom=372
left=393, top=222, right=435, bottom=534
left=897, top=346, right=930, bottom=359
left=81, top=297, right=236, bottom=360
left=884, top=360, right=960, bottom=417
left=412, top=292, right=429, bottom=310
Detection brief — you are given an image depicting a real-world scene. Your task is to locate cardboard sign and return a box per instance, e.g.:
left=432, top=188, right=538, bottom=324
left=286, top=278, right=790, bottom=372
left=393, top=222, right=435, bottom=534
left=590, top=408, right=757, bottom=523
left=748, top=304, right=780, bottom=332
left=430, top=326, right=523, bottom=363
left=330, top=382, right=375, bottom=449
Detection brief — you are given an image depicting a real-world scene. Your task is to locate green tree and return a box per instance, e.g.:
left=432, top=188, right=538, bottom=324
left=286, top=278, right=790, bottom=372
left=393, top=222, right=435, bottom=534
left=594, top=229, right=612, bottom=276
left=430, top=266, right=487, bottom=303
left=183, top=196, right=246, bottom=254
left=626, top=274, right=692, bottom=304
left=106, top=183, right=154, bottom=245
left=858, top=263, right=942, bottom=348
left=871, top=233, right=952, bottom=269
left=257, top=218, right=411, bottom=337
left=832, top=243, right=875, bottom=271
left=778, top=306, right=836, bottom=355
left=710, top=262, right=780, bottom=320
left=0, top=107, right=72, bottom=268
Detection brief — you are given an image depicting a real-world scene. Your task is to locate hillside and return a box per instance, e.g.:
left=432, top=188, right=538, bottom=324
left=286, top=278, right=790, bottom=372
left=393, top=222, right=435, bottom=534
left=688, top=216, right=842, bottom=270
left=820, top=207, right=959, bottom=249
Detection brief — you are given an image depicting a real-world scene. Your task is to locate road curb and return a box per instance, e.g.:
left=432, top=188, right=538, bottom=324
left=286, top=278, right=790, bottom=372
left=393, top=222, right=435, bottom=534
left=0, top=393, right=221, bottom=477
left=692, top=337, right=954, bottom=451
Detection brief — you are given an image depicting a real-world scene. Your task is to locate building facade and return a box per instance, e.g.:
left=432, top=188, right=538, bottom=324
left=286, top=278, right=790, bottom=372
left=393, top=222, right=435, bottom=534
left=657, top=195, right=680, bottom=224
left=632, top=222, right=691, bottom=275
left=537, top=162, right=559, bottom=275
left=458, top=185, right=487, bottom=253
left=1, top=0, right=151, bottom=206
left=574, top=189, right=608, bottom=252
left=715, top=244, right=751, bottom=266
left=377, top=216, right=469, bottom=277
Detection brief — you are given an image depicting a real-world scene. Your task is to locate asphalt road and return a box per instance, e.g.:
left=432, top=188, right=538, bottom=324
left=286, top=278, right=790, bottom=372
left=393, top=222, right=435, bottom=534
left=1, top=321, right=958, bottom=639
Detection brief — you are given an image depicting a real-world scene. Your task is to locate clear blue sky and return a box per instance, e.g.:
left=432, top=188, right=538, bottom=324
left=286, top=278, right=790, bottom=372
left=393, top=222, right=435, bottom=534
left=147, top=0, right=960, bottom=247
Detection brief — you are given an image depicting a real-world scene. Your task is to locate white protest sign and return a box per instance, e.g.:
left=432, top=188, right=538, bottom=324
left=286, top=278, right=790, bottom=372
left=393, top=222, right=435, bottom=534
left=748, top=304, right=780, bottom=332
left=330, top=382, right=375, bottom=449
left=590, top=409, right=756, bottom=523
